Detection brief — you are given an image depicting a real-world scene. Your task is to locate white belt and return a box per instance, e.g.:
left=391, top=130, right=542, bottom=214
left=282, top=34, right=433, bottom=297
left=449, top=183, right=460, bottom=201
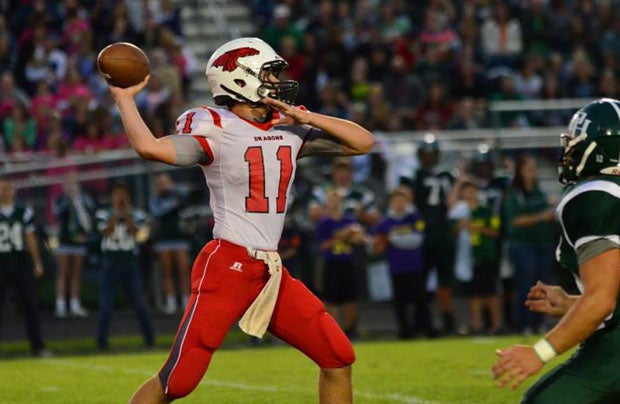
left=238, top=247, right=283, bottom=338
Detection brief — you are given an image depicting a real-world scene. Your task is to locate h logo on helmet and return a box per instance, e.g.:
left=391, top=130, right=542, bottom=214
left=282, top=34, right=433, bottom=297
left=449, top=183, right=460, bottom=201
left=212, top=47, right=260, bottom=72
left=569, top=112, right=592, bottom=136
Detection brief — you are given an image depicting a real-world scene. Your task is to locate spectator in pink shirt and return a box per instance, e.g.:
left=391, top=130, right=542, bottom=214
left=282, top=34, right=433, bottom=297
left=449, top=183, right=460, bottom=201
left=31, top=81, right=57, bottom=135
left=72, top=115, right=110, bottom=195
left=93, top=106, right=129, bottom=150
left=73, top=119, right=104, bottom=154
left=61, top=3, right=91, bottom=56
left=419, top=8, right=460, bottom=62
left=55, top=63, right=93, bottom=117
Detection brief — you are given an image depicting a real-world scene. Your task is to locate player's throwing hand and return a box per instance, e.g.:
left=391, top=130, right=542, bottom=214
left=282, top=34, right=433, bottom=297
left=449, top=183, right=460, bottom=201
left=108, top=75, right=150, bottom=100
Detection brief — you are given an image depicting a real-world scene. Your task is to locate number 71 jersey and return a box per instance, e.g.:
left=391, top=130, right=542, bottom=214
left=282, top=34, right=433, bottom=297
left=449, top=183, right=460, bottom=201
left=175, top=106, right=308, bottom=251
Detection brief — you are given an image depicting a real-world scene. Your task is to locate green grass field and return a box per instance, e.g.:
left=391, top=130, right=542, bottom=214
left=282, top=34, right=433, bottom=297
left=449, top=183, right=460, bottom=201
left=0, top=335, right=568, bottom=403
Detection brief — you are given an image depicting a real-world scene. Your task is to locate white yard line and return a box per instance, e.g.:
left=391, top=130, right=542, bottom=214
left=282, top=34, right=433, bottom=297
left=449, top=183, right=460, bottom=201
left=469, top=337, right=501, bottom=344
left=41, top=358, right=449, bottom=403
left=470, top=368, right=493, bottom=376
left=354, top=391, right=446, bottom=404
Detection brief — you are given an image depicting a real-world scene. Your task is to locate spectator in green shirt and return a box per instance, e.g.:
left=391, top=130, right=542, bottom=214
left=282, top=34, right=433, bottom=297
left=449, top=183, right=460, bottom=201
left=503, top=154, right=556, bottom=335
left=3, top=102, right=36, bottom=151
left=452, top=180, right=502, bottom=335
left=261, top=4, right=303, bottom=53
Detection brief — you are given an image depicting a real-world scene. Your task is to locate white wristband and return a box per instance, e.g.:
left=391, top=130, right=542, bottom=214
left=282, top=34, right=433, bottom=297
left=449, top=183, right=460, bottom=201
left=533, top=338, right=557, bottom=363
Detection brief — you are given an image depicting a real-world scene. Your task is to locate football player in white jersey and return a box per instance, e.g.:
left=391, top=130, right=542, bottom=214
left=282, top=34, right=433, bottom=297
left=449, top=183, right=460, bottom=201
left=109, top=37, right=373, bottom=404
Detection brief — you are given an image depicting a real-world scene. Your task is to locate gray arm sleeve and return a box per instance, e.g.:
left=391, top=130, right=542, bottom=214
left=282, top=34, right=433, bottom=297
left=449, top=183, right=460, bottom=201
left=297, top=128, right=345, bottom=158
left=576, top=238, right=620, bottom=265
left=165, top=135, right=211, bottom=166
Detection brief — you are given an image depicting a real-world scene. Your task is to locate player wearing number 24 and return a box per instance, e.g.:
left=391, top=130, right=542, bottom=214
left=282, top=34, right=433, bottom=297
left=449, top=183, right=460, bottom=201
left=0, top=176, right=49, bottom=357
left=109, top=37, right=373, bottom=403
left=493, top=99, right=620, bottom=402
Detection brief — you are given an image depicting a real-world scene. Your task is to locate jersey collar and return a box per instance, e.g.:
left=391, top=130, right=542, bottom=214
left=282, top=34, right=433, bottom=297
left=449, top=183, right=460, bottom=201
left=238, top=111, right=281, bottom=131
left=0, top=204, right=15, bottom=217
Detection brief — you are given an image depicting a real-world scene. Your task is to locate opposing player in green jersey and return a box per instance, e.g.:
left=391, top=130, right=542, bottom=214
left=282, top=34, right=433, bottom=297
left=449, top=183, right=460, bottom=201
left=0, top=176, right=49, bottom=356
left=95, top=184, right=154, bottom=350
left=405, top=135, right=456, bottom=334
left=493, top=98, right=620, bottom=402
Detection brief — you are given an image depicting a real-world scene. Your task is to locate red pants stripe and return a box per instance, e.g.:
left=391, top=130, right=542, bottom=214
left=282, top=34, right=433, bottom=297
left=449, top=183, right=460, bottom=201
left=158, top=239, right=355, bottom=399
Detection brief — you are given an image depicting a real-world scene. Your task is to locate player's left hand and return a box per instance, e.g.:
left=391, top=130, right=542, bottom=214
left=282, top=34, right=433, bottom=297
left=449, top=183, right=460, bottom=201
left=261, top=96, right=311, bottom=125
left=492, top=345, right=543, bottom=390
left=526, top=281, right=570, bottom=317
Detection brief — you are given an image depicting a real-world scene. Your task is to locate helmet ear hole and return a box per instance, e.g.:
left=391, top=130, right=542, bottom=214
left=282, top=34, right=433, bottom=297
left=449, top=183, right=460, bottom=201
left=234, top=79, right=246, bottom=88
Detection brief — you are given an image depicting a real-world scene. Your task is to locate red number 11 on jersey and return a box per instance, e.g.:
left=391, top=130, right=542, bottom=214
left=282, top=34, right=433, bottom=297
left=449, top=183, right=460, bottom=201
left=244, top=146, right=293, bottom=214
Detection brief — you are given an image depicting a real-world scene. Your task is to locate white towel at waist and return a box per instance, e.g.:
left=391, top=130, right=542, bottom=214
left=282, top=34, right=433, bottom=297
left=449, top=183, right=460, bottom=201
left=238, top=248, right=283, bottom=338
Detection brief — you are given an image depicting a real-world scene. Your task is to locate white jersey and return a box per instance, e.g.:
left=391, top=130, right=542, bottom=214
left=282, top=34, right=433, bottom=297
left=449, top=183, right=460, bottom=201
left=174, top=106, right=310, bottom=251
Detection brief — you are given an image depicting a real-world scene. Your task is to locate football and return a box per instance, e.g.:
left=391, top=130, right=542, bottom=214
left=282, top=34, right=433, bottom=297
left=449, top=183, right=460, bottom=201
left=97, top=42, right=150, bottom=88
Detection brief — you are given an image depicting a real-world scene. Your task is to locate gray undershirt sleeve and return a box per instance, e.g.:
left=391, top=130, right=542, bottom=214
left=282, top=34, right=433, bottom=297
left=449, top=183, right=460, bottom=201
left=166, top=135, right=211, bottom=166
left=576, top=238, right=620, bottom=265
left=298, top=128, right=345, bottom=158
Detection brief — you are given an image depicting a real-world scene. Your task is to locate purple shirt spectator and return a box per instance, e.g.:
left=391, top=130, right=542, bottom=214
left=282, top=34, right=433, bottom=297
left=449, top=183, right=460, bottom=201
left=315, top=215, right=358, bottom=261
left=375, top=211, right=425, bottom=275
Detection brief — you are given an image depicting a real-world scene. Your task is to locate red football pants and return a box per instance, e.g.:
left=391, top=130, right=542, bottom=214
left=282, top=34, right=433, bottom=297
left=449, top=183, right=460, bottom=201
left=158, top=239, right=355, bottom=399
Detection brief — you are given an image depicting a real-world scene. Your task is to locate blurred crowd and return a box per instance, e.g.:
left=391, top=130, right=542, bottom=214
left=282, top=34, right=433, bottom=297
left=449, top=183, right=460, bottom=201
left=3, top=0, right=620, bottom=160
left=254, top=0, right=620, bottom=131
left=0, top=0, right=195, bottom=159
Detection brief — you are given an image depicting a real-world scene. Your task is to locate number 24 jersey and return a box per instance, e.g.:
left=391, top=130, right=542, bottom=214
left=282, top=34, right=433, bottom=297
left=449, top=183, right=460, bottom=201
left=0, top=204, right=35, bottom=255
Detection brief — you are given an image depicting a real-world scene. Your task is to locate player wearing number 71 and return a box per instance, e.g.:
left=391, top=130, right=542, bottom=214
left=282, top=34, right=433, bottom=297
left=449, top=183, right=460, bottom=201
left=109, top=37, right=373, bottom=403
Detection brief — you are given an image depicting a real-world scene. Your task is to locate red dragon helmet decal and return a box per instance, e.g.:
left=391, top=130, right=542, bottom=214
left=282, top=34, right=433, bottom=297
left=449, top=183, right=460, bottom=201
left=206, top=38, right=298, bottom=105
left=211, top=47, right=260, bottom=72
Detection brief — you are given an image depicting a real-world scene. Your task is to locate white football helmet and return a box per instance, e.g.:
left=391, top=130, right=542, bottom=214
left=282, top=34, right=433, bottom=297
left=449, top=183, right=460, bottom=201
left=206, top=37, right=298, bottom=105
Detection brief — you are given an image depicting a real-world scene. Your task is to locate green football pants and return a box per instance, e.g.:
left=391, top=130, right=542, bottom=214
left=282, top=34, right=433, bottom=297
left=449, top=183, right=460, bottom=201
left=522, top=326, right=620, bottom=403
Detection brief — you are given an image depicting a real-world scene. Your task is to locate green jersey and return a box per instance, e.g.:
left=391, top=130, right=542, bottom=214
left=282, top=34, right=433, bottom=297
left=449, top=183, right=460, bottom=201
left=54, top=193, right=95, bottom=244
left=470, top=205, right=501, bottom=265
left=96, top=208, right=147, bottom=261
left=478, top=174, right=511, bottom=215
left=149, top=191, right=185, bottom=241
left=413, top=167, right=454, bottom=225
left=0, top=204, right=35, bottom=256
left=503, top=186, right=554, bottom=244
left=556, top=176, right=620, bottom=330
